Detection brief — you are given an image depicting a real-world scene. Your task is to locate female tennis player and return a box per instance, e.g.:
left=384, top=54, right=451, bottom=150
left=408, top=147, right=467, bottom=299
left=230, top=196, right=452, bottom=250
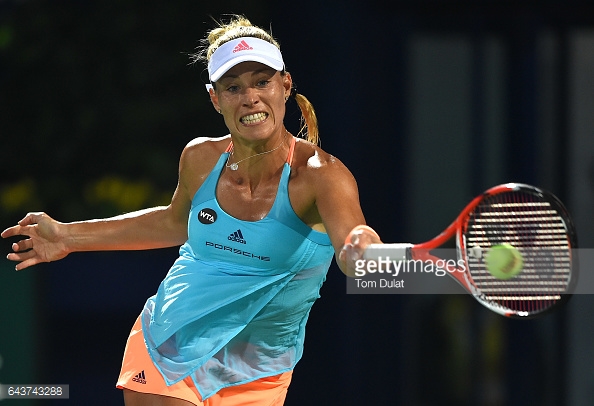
left=2, top=16, right=381, bottom=405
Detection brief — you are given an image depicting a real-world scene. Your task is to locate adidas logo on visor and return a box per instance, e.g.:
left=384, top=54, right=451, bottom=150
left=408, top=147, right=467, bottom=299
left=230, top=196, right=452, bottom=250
left=233, top=40, right=253, bottom=53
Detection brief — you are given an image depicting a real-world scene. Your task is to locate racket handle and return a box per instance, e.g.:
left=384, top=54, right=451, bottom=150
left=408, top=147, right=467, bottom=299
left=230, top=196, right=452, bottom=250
left=363, top=243, right=413, bottom=262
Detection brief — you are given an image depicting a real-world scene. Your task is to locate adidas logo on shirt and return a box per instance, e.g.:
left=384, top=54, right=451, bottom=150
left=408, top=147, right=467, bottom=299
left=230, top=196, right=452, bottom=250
left=228, top=229, right=247, bottom=244
left=233, top=40, right=253, bottom=53
left=132, top=370, right=147, bottom=384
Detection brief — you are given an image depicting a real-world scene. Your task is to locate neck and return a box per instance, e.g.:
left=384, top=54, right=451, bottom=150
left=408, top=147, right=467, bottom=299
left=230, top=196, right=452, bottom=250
left=226, top=130, right=289, bottom=173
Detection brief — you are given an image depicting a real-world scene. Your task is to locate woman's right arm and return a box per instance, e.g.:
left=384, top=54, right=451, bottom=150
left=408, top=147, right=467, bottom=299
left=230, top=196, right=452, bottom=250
left=1, top=139, right=208, bottom=271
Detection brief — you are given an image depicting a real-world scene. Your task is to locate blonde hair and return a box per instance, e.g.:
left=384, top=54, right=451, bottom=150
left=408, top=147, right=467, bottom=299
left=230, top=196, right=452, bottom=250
left=190, top=15, right=319, bottom=145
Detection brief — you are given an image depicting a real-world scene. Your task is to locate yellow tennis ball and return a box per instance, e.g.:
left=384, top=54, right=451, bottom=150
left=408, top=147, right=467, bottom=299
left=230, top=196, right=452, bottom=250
left=485, top=244, right=524, bottom=279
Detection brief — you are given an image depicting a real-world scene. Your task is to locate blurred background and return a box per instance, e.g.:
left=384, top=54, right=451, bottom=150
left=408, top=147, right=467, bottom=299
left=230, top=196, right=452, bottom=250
left=1, top=0, right=593, bottom=404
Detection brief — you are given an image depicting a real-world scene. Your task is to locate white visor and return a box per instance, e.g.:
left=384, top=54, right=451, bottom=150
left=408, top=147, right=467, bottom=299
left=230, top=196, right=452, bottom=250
left=208, top=37, right=284, bottom=82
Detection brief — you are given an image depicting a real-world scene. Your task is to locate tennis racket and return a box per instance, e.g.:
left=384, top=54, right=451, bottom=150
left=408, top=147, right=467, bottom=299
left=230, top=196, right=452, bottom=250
left=362, top=183, right=578, bottom=318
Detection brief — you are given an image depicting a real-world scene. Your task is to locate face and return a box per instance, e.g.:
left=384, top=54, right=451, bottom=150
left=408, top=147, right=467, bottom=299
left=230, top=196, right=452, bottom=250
left=210, top=61, right=291, bottom=142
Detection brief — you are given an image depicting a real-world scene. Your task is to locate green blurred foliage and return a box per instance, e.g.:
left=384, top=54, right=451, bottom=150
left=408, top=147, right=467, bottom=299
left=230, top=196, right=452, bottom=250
left=0, top=0, right=270, bottom=224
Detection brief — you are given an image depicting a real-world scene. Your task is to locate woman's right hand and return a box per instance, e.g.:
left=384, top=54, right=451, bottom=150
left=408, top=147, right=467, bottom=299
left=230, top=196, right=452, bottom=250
left=1, top=212, right=69, bottom=271
left=338, top=225, right=382, bottom=277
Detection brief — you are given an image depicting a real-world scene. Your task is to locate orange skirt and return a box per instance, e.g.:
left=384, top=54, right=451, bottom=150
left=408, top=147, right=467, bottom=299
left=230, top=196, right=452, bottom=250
left=116, top=316, right=293, bottom=406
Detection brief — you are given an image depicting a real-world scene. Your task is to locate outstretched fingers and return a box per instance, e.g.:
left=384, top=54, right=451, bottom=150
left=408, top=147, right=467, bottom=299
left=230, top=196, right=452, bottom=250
left=7, top=249, right=41, bottom=271
left=1, top=224, right=24, bottom=239
left=1, top=212, right=45, bottom=239
left=5, top=235, right=37, bottom=271
left=2, top=212, right=62, bottom=271
left=10, top=237, right=34, bottom=253
left=18, top=212, right=46, bottom=226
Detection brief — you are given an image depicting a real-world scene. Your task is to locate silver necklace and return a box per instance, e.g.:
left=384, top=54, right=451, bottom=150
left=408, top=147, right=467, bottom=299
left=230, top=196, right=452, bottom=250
left=226, top=132, right=288, bottom=171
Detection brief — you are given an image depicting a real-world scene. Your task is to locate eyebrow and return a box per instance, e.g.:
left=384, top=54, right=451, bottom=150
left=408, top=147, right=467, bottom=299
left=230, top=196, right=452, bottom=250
left=220, top=67, right=276, bottom=80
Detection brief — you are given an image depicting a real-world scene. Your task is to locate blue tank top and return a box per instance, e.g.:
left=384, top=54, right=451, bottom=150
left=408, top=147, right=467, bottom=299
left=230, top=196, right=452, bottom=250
left=141, top=137, right=334, bottom=400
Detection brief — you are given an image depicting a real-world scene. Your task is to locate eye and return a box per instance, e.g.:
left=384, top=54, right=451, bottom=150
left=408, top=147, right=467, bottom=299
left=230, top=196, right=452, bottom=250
left=225, top=84, right=240, bottom=93
left=256, top=79, right=271, bottom=87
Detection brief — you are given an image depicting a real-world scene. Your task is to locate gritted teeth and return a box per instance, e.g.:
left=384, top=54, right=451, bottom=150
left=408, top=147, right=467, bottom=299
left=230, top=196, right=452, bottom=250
left=241, top=112, right=268, bottom=124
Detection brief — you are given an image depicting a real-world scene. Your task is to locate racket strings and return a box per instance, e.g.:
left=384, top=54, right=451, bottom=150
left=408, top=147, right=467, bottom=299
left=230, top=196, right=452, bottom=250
left=463, top=190, right=572, bottom=314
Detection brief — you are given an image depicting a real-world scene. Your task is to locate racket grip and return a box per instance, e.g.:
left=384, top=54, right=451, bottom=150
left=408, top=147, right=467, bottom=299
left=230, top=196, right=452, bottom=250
left=363, top=243, right=413, bottom=262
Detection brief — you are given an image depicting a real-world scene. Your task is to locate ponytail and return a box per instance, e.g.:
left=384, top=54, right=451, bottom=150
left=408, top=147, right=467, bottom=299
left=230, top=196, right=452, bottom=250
left=292, top=89, right=319, bottom=145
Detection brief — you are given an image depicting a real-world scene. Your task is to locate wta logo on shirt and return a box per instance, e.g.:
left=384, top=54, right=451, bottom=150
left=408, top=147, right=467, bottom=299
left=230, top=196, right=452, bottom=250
left=198, top=208, right=217, bottom=224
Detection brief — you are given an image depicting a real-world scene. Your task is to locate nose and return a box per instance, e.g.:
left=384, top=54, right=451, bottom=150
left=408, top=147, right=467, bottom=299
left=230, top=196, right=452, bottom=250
left=242, top=87, right=260, bottom=106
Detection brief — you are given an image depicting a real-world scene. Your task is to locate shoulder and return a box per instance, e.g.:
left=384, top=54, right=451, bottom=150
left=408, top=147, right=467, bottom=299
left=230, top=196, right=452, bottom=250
left=178, top=135, right=231, bottom=195
left=291, top=138, right=357, bottom=186
left=180, top=135, right=231, bottom=172
left=181, top=135, right=231, bottom=160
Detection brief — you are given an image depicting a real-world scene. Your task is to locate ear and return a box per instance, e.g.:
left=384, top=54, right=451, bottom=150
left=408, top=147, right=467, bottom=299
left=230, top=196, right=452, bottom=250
left=283, top=72, right=292, bottom=100
left=206, top=84, right=221, bottom=113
